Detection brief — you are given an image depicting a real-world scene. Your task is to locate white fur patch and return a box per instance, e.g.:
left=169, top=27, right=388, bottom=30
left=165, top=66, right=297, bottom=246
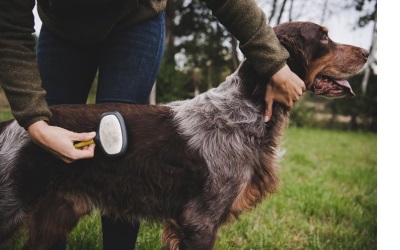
left=0, top=120, right=29, bottom=176
left=0, top=120, right=30, bottom=231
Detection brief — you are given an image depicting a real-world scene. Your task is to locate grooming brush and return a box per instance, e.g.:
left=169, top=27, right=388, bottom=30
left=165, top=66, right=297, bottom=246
left=74, top=111, right=128, bottom=157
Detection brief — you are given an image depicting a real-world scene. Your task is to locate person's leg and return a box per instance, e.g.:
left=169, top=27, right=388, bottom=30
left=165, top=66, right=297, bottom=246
left=100, top=216, right=141, bottom=250
left=37, top=26, right=99, bottom=106
left=96, top=12, right=166, bottom=250
left=36, top=26, right=100, bottom=250
left=96, top=12, right=166, bottom=104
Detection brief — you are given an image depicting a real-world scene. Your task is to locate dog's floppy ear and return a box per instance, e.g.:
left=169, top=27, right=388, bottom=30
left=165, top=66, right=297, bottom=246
left=273, top=23, right=308, bottom=80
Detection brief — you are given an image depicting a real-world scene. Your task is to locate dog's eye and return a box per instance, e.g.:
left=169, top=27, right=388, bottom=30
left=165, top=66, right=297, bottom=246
left=321, top=34, right=329, bottom=44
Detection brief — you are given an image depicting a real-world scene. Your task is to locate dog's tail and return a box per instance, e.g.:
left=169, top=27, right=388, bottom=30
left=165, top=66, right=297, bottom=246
left=0, top=120, right=30, bottom=245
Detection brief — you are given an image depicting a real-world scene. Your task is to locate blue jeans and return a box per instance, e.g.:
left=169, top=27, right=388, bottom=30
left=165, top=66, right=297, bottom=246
left=36, top=12, right=166, bottom=250
left=37, top=13, right=165, bottom=106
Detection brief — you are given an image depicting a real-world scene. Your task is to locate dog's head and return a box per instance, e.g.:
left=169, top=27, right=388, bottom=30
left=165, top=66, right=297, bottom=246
left=273, top=21, right=369, bottom=98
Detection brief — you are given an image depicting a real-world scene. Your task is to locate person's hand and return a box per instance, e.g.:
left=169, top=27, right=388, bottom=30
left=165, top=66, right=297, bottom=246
left=264, top=64, right=306, bottom=122
left=27, top=120, right=96, bottom=163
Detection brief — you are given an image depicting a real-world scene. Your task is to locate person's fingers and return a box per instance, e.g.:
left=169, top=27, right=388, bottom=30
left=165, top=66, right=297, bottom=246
left=88, top=143, right=96, bottom=152
left=293, top=94, right=300, bottom=102
left=264, top=85, right=274, bottom=122
left=70, top=144, right=95, bottom=160
left=286, top=100, right=294, bottom=110
left=70, top=131, right=96, bottom=143
left=301, top=81, right=306, bottom=92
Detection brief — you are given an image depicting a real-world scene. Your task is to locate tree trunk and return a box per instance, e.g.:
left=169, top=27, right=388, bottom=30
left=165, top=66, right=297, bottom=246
left=349, top=114, right=358, bottom=131
left=230, top=35, right=240, bottom=70
left=269, top=0, right=278, bottom=23
left=276, top=0, right=288, bottom=24
left=329, top=103, right=337, bottom=129
left=362, top=8, right=377, bottom=94
left=149, top=82, right=156, bottom=105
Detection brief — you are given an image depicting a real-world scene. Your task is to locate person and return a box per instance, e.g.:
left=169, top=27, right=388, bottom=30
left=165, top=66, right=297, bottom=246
left=0, top=0, right=305, bottom=249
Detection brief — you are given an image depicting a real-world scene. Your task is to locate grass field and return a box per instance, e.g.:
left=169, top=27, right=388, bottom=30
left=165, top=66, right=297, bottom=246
left=0, top=108, right=12, bottom=121
left=6, top=127, right=377, bottom=250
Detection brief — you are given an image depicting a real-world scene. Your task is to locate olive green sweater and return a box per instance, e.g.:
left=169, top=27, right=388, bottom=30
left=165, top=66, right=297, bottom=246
left=0, top=0, right=289, bottom=129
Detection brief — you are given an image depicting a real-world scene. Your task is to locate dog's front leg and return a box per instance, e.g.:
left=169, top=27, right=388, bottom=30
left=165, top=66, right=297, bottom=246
left=161, top=191, right=238, bottom=250
left=162, top=217, right=219, bottom=250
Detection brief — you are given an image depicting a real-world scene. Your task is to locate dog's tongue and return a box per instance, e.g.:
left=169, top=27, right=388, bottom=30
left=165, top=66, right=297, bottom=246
left=334, top=79, right=355, bottom=97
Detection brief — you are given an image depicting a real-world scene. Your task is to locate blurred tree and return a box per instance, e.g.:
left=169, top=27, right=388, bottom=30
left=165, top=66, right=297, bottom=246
left=174, top=0, right=234, bottom=91
left=326, top=73, right=377, bottom=131
left=324, top=0, right=377, bottom=130
left=324, top=0, right=377, bottom=131
left=155, top=0, right=186, bottom=103
left=355, top=0, right=377, bottom=93
left=156, top=0, right=236, bottom=102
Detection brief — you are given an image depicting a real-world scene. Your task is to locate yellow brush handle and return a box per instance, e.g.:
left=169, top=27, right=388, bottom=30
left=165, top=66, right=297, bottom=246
left=74, top=139, right=95, bottom=148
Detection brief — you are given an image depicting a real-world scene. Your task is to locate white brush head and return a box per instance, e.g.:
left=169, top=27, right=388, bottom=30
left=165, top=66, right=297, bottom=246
left=97, top=112, right=128, bottom=156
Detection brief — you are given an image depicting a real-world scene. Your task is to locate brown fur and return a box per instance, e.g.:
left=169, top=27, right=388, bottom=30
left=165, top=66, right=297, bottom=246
left=0, top=22, right=368, bottom=249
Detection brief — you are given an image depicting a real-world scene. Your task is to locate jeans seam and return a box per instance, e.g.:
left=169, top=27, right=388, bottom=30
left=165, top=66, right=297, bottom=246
left=147, top=13, right=165, bottom=91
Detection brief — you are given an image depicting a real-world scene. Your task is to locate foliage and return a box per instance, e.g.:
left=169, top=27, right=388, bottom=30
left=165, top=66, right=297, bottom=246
left=0, top=108, right=12, bottom=121
left=155, top=0, right=235, bottom=102
left=175, top=0, right=231, bottom=71
left=355, top=0, right=377, bottom=27
left=155, top=56, right=189, bottom=103
left=326, top=74, right=377, bottom=131
left=289, top=93, right=320, bottom=128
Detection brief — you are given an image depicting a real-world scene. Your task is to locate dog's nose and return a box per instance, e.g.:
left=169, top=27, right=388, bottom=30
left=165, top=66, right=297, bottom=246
left=362, top=49, right=370, bottom=59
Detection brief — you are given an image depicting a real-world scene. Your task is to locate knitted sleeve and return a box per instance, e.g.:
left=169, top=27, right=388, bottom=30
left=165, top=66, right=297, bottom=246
left=203, top=0, right=289, bottom=78
left=0, top=0, right=51, bottom=129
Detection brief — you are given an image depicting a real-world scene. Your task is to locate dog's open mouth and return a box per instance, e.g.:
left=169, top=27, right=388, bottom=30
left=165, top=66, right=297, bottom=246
left=312, top=75, right=355, bottom=98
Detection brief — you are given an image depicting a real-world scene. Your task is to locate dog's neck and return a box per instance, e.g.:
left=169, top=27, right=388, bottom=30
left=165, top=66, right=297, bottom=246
left=166, top=64, right=288, bottom=195
left=235, top=60, right=267, bottom=107
left=167, top=67, right=265, bottom=137
left=166, top=66, right=274, bottom=180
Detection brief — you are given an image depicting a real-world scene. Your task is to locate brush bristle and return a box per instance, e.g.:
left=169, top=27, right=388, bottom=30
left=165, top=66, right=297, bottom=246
left=98, top=115, right=123, bottom=155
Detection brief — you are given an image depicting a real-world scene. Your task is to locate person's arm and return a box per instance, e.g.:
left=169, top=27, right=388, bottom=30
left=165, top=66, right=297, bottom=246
left=0, top=0, right=50, bottom=127
left=203, top=0, right=305, bottom=121
left=0, top=0, right=95, bottom=162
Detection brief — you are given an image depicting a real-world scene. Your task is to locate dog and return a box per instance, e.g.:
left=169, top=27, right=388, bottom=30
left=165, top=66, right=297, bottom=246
left=0, top=22, right=368, bottom=249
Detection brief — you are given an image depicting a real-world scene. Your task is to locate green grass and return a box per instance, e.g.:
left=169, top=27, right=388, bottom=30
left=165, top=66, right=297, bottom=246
left=6, top=128, right=377, bottom=250
left=0, top=108, right=12, bottom=121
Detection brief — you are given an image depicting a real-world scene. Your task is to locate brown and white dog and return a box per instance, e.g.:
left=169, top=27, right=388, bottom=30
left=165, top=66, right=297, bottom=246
left=0, top=22, right=368, bottom=249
